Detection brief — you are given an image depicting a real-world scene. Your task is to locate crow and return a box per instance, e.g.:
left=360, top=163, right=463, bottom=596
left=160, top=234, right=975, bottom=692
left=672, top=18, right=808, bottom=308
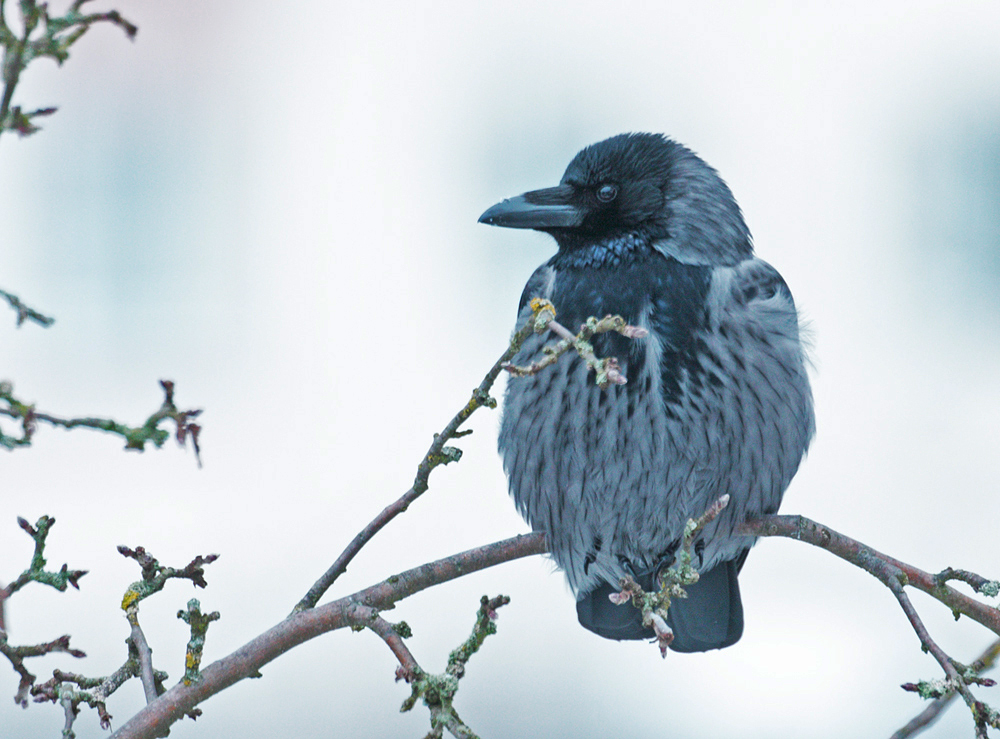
left=480, top=133, right=814, bottom=652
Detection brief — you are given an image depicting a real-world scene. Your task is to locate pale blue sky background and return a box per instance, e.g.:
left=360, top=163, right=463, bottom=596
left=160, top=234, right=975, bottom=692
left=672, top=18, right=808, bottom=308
left=2, top=2, right=1000, bottom=737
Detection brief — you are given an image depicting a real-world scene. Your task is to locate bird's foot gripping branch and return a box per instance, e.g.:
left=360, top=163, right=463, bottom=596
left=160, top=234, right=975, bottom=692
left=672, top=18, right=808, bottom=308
left=612, top=495, right=732, bottom=658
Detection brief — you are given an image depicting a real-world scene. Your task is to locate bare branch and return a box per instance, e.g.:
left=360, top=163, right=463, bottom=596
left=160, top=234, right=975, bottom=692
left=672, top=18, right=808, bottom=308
left=935, top=568, right=1000, bottom=599
left=110, top=533, right=546, bottom=739
left=0, top=633, right=86, bottom=707
left=1, top=0, right=136, bottom=138
left=291, top=302, right=550, bottom=614
left=0, top=287, right=54, bottom=327
left=742, top=515, right=1000, bottom=734
left=293, top=301, right=647, bottom=615
left=892, top=639, right=1000, bottom=739
left=126, top=618, right=158, bottom=705
left=740, top=515, right=1000, bottom=636
left=0, top=379, right=203, bottom=462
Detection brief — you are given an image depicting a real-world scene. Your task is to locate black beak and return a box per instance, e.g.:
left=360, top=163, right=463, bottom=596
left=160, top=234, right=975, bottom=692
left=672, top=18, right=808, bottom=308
left=478, top=184, right=584, bottom=229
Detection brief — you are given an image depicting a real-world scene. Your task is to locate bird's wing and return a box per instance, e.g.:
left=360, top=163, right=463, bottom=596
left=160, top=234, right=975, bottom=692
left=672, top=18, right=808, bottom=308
left=649, top=256, right=814, bottom=560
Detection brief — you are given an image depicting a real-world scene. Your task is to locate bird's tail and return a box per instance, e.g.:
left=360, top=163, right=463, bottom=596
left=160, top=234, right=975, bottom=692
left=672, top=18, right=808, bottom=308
left=575, top=558, right=744, bottom=652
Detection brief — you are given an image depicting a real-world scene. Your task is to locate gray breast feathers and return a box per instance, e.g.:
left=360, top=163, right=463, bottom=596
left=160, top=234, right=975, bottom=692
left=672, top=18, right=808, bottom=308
left=498, top=256, right=814, bottom=594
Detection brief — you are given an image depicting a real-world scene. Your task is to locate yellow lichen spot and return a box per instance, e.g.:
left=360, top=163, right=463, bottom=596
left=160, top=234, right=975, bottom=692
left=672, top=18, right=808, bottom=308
left=121, top=588, right=140, bottom=611
left=186, top=653, right=198, bottom=669
left=529, top=297, right=556, bottom=317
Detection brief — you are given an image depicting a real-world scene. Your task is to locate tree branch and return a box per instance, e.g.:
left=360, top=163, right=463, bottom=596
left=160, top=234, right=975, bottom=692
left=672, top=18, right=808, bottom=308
left=0, top=0, right=136, bottom=138
left=291, top=301, right=546, bottom=613
left=892, top=639, right=1000, bottom=739
left=0, top=288, right=55, bottom=327
left=293, top=300, right=648, bottom=614
left=740, top=515, right=1000, bottom=636
left=0, top=379, right=202, bottom=462
left=110, top=533, right=546, bottom=739
left=741, top=515, right=1000, bottom=735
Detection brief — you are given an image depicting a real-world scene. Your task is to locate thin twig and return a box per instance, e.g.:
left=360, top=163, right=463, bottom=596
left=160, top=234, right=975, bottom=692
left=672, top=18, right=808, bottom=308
left=740, top=516, right=1000, bottom=636
left=0, top=288, right=55, bottom=327
left=293, top=302, right=647, bottom=614
left=126, top=618, right=158, bottom=704
left=881, top=567, right=990, bottom=738
left=742, top=515, right=1000, bottom=736
left=362, top=608, right=420, bottom=682
left=110, top=533, right=547, bottom=739
left=0, top=379, right=202, bottom=462
left=291, top=308, right=544, bottom=614
left=502, top=310, right=648, bottom=389
left=891, top=640, right=1000, bottom=739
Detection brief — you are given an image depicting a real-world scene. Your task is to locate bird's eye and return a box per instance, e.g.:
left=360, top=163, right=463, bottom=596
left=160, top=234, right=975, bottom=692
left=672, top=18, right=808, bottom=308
left=596, top=183, right=618, bottom=203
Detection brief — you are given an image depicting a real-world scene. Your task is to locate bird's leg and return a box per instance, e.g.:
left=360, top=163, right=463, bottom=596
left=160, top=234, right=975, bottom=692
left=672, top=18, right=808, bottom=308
left=609, top=496, right=732, bottom=657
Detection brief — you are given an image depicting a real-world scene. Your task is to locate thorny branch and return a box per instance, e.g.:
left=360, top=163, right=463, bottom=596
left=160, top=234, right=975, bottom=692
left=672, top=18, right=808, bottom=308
left=0, top=379, right=203, bottom=464
left=0, top=0, right=137, bottom=138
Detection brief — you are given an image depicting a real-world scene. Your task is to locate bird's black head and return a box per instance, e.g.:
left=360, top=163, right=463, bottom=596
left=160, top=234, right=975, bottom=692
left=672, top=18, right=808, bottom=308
left=479, top=133, right=753, bottom=266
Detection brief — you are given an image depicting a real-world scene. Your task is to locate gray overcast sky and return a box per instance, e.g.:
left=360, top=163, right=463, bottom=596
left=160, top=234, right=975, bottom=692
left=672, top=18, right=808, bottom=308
left=2, top=2, right=999, bottom=737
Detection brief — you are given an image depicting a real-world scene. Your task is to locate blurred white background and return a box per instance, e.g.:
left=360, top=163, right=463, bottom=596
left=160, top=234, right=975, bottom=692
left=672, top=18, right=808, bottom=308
left=2, top=1, right=999, bottom=737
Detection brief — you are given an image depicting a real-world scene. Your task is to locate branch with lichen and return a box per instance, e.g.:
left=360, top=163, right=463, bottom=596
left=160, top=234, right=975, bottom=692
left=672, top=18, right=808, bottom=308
left=393, top=595, right=510, bottom=739
left=108, top=535, right=546, bottom=739
left=0, top=287, right=54, bottom=327
left=293, top=299, right=647, bottom=615
left=1, top=633, right=86, bottom=708
left=0, top=0, right=137, bottom=138
left=893, top=639, right=1000, bottom=739
left=29, top=648, right=168, bottom=734
left=502, top=297, right=649, bottom=389
left=0, top=378, right=202, bottom=463
left=739, top=515, right=1000, bottom=737
left=118, top=545, right=219, bottom=614
left=7, top=535, right=217, bottom=735
left=177, top=599, right=220, bottom=686
left=2, top=516, right=88, bottom=597
left=609, top=495, right=731, bottom=656
left=6, top=295, right=999, bottom=738
left=0, top=516, right=88, bottom=708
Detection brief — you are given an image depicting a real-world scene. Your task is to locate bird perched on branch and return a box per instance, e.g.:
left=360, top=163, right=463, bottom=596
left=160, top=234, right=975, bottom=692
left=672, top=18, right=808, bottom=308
left=479, top=133, right=814, bottom=652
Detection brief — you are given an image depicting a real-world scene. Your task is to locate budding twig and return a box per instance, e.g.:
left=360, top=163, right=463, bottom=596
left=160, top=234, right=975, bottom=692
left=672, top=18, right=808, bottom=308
left=502, top=298, right=649, bottom=390
left=610, top=495, right=731, bottom=657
